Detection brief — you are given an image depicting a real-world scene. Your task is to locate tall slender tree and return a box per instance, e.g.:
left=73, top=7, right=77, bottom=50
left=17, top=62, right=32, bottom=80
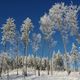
left=32, top=33, right=41, bottom=76
left=21, top=17, right=33, bottom=76
left=14, top=31, right=20, bottom=75
left=48, top=37, right=57, bottom=75
left=40, top=13, right=55, bottom=75
left=49, top=3, right=80, bottom=71
left=1, top=18, right=16, bottom=80
left=71, top=43, right=79, bottom=71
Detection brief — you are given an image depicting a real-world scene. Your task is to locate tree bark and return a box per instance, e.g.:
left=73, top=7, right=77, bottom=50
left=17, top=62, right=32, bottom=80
left=50, top=57, right=53, bottom=75
left=34, top=52, right=36, bottom=75
left=4, top=43, right=9, bottom=80
left=40, top=38, right=44, bottom=76
left=23, top=43, right=27, bottom=76
left=25, top=45, right=28, bottom=76
left=38, top=68, right=40, bottom=76
left=16, top=41, right=19, bottom=75
left=47, top=40, right=50, bottom=75
left=60, top=32, right=69, bottom=72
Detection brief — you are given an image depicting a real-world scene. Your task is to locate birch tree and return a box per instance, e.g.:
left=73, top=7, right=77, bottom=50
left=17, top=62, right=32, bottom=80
left=0, top=54, right=3, bottom=78
left=21, top=17, right=33, bottom=76
left=32, top=33, right=41, bottom=76
left=40, top=13, right=55, bottom=75
left=1, top=18, right=16, bottom=79
left=49, top=3, right=80, bottom=71
left=71, top=43, right=79, bottom=71
left=48, top=36, right=57, bottom=75
left=14, top=31, right=20, bottom=75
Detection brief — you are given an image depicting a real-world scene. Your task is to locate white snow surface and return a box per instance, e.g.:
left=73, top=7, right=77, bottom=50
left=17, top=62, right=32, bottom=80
left=0, top=68, right=80, bottom=80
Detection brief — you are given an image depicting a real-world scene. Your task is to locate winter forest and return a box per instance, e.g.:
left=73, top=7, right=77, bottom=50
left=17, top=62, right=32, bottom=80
left=0, top=1, right=80, bottom=80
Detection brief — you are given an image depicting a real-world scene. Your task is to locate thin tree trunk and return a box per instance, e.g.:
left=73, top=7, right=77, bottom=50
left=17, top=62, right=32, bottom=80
left=23, top=43, right=27, bottom=76
left=40, top=56, right=42, bottom=76
left=47, top=40, right=50, bottom=75
left=0, top=67, right=2, bottom=78
left=0, top=57, right=3, bottom=78
left=16, top=41, right=19, bottom=75
left=50, top=57, right=53, bottom=75
left=7, top=66, right=9, bottom=80
left=63, top=42, right=69, bottom=71
left=40, top=39, right=44, bottom=76
left=4, top=43, right=9, bottom=80
left=16, top=52, right=18, bottom=75
left=22, top=52, right=24, bottom=75
left=37, top=54, right=40, bottom=76
left=74, top=60, right=78, bottom=71
left=60, top=32, right=69, bottom=71
left=22, top=44, right=25, bottom=76
left=47, top=61, right=49, bottom=75
left=33, top=52, right=36, bottom=75
left=37, top=60, right=40, bottom=76
left=38, top=68, right=40, bottom=76
left=25, top=45, right=28, bottom=76
left=49, top=44, right=53, bottom=75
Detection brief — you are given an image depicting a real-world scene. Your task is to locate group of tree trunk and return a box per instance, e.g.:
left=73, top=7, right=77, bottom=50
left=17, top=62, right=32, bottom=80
left=0, top=50, right=79, bottom=79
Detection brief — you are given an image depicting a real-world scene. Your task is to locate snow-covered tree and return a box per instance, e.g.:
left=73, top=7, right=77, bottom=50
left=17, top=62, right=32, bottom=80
left=40, top=13, right=55, bottom=75
left=64, top=52, right=70, bottom=72
left=49, top=2, right=80, bottom=71
left=32, top=33, right=41, bottom=53
left=48, top=36, right=57, bottom=75
left=32, top=33, right=41, bottom=76
left=0, top=52, right=11, bottom=78
left=71, top=43, right=79, bottom=71
left=21, top=17, right=33, bottom=76
left=52, top=51, right=56, bottom=71
left=49, top=2, right=79, bottom=53
left=1, top=18, right=16, bottom=79
left=53, top=50, right=64, bottom=71
left=14, top=31, right=20, bottom=75
left=1, top=18, right=16, bottom=51
left=40, top=13, right=54, bottom=39
left=41, top=57, right=48, bottom=70
left=27, top=55, right=34, bottom=68
left=0, top=53, right=4, bottom=77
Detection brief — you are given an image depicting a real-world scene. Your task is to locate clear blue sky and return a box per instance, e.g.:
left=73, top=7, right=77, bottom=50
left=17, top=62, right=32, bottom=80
left=0, top=0, right=80, bottom=56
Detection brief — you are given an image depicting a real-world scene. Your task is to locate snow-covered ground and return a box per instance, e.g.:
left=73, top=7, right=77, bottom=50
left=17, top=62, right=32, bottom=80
left=0, top=69, right=80, bottom=80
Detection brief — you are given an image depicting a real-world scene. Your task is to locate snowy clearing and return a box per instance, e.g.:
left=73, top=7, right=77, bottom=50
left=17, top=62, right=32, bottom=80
left=0, top=69, right=80, bottom=80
